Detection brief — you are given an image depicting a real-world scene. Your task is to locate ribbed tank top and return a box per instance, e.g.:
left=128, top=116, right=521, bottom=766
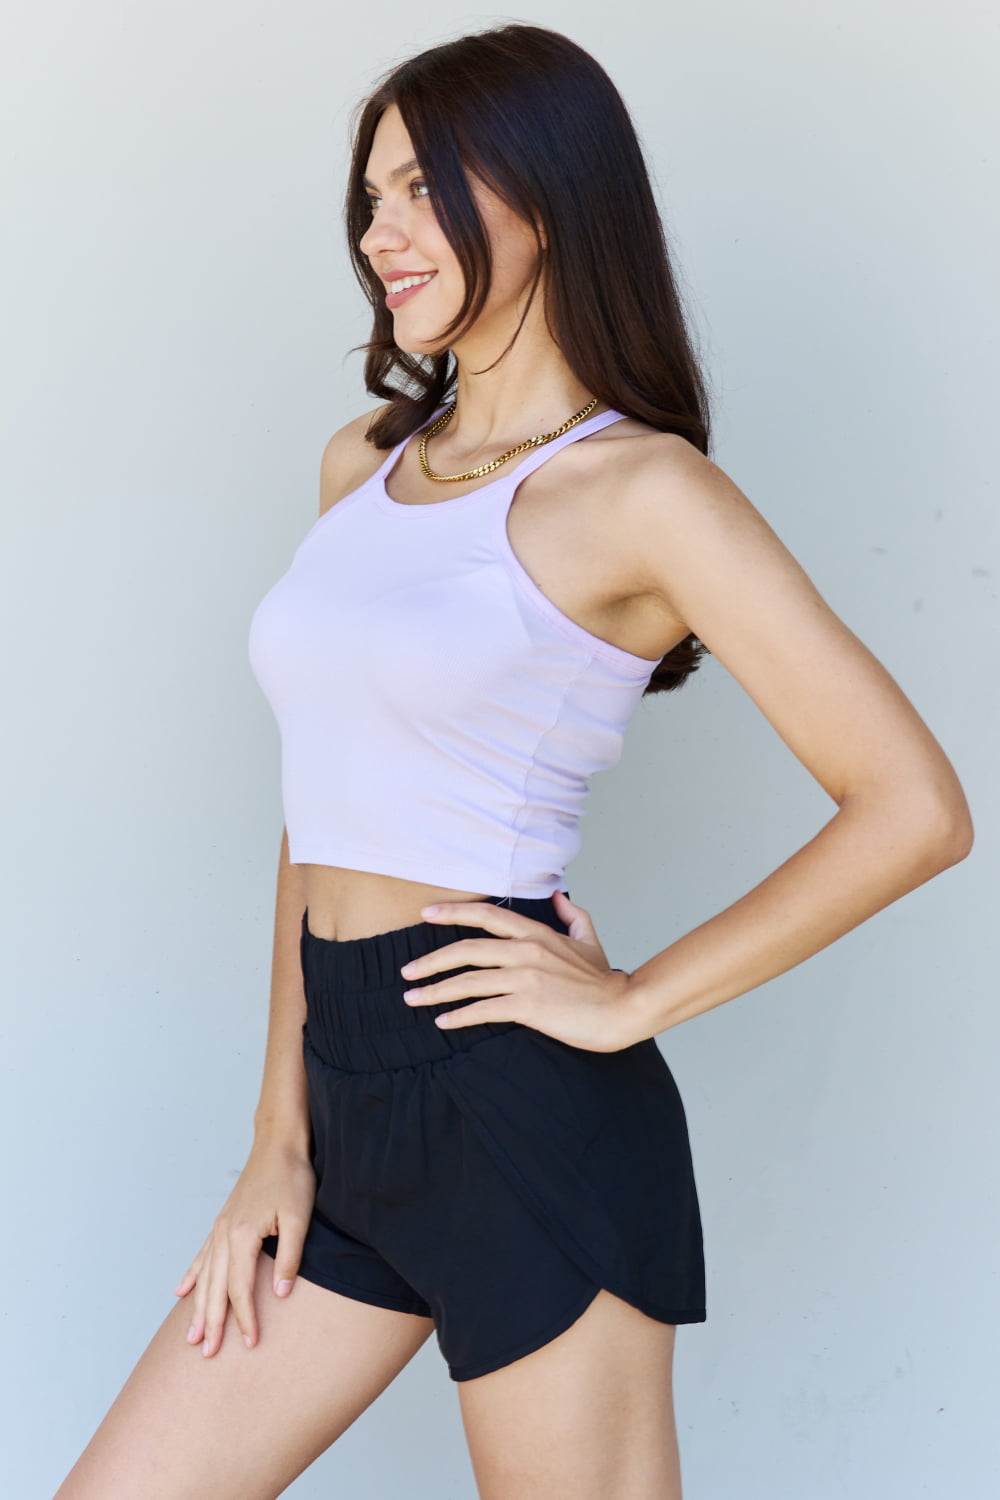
left=247, top=404, right=660, bottom=900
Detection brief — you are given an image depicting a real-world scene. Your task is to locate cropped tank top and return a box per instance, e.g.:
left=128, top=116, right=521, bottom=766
left=247, top=404, right=661, bottom=900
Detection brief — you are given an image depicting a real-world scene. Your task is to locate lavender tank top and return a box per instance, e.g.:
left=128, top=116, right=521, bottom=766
left=247, top=404, right=660, bottom=900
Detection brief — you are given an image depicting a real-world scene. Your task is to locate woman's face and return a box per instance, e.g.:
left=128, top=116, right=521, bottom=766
left=358, top=103, right=542, bottom=357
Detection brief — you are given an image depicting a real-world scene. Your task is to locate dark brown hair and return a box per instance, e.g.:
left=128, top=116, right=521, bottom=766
left=345, top=23, right=712, bottom=693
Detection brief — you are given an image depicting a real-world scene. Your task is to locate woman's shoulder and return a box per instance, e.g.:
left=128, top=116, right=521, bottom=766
left=596, top=415, right=774, bottom=529
left=575, top=412, right=780, bottom=604
left=597, top=413, right=708, bottom=473
left=576, top=413, right=717, bottom=511
left=318, top=402, right=395, bottom=517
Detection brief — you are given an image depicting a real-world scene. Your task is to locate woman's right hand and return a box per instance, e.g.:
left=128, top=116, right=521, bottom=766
left=173, top=1135, right=317, bottom=1356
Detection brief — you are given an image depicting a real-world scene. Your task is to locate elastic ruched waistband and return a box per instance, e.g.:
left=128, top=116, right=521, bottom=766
left=300, top=894, right=569, bottom=1073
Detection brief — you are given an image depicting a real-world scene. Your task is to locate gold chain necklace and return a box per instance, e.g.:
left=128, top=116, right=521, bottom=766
left=417, top=395, right=599, bottom=483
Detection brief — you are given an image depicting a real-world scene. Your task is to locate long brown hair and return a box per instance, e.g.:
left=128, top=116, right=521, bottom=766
left=345, top=23, right=712, bottom=694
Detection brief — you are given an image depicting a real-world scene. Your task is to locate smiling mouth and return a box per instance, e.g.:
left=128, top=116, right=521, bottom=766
left=384, top=271, right=436, bottom=309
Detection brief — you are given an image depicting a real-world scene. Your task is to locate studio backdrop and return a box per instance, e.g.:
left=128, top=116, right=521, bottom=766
left=1, top=3, right=996, bottom=1497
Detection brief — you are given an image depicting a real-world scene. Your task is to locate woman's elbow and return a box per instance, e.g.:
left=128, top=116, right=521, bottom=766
left=912, top=785, right=975, bottom=872
left=851, top=772, right=976, bottom=880
left=939, top=804, right=975, bottom=866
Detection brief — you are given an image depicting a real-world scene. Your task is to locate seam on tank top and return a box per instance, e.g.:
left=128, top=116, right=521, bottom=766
left=501, top=649, right=596, bottom=904
left=497, top=547, right=658, bottom=678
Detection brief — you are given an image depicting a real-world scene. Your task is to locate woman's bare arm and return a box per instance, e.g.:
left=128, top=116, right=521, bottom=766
left=249, top=408, right=395, bottom=1146
left=614, top=436, right=974, bottom=1037
left=252, top=826, right=310, bottom=1152
left=173, top=419, right=404, bottom=1350
left=174, top=827, right=314, bottom=1351
left=249, top=413, right=389, bottom=1147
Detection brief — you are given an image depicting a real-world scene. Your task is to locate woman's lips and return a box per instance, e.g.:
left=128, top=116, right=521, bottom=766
left=385, top=272, right=436, bottom=310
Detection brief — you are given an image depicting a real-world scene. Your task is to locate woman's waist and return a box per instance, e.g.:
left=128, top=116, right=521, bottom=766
left=298, top=891, right=569, bottom=1071
left=298, top=850, right=569, bottom=941
left=300, top=862, right=499, bottom=943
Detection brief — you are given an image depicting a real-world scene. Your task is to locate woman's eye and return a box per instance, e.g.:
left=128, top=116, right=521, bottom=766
left=364, top=181, right=427, bottom=216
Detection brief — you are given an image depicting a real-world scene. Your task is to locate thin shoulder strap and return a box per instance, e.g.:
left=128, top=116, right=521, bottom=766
left=375, top=402, right=627, bottom=491
left=367, top=404, right=451, bottom=483
left=493, top=406, right=629, bottom=489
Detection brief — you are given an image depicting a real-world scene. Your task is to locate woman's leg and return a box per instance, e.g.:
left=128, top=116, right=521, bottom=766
left=54, top=1249, right=435, bottom=1500
left=456, top=1288, right=681, bottom=1500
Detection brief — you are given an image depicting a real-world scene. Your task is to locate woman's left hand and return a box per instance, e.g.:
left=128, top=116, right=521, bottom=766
left=399, top=891, right=647, bottom=1053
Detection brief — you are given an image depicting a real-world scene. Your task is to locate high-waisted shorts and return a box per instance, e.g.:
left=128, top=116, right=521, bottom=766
left=260, top=893, right=706, bottom=1382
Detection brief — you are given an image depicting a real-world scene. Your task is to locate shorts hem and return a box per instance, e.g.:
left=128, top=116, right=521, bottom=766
left=448, top=1281, right=602, bottom=1382
left=609, top=1287, right=708, bottom=1327
left=258, top=1239, right=432, bottom=1319
left=436, top=1061, right=707, bottom=1336
left=448, top=1286, right=708, bottom=1381
left=636, top=1304, right=707, bottom=1325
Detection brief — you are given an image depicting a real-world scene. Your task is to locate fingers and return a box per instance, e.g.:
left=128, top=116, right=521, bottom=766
left=400, top=935, right=518, bottom=983
left=180, top=1214, right=311, bottom=1357
left=270, top=1214, right=308, bottom=1300
left=182, top=1219, right=236, bottom=1357
left=183, top=1243, right=210, bottom=1347
left=198, top=1223, right=232, bottom=1358
left=402, top=967, right=515, bottom=1008
left=173, top=1250, right=203, bottom=1298
left=549, top=888, right=594, bottom=936
left=402, top=937, right=547, bottom=1004
left=421, top=901, right=549, bottom=935
left=176, top=1233, right=212, bottom=1337
left=434, top=998, right=510, bottom=1029
left=219, top=1214, right=309, bottom=1353
left=228, top=1231, right=264, bottom=1349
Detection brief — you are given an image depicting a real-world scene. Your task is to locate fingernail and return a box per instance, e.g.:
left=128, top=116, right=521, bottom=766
left=402, top=990, right=417, bottom=1001
left=276, top=1279, right=294, bottom=1295
left=202, top=1341, right=212, bottom=1357
left=244, top=1333, right=253, bottom=1348
left=187, top=1324, right=197, bottom=1342
left=422, top=905, right=439, bottom=916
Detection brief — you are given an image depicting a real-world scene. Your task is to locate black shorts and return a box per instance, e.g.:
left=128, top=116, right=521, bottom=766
left=261, top=893, right=706, bottom=1382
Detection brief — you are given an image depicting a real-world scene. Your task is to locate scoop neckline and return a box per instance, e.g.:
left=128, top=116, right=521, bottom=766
left=372, top=404, right=626, bottom=516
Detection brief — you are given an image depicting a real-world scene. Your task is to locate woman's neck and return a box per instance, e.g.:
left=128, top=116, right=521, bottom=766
left=443, top=300, right=600, bottom=454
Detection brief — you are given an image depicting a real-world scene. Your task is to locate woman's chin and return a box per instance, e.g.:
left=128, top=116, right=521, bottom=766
left=393, top=329, right=450, bottom=358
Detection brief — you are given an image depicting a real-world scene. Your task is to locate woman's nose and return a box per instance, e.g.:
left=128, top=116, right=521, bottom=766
left=359, top=207, right=408, bottom=260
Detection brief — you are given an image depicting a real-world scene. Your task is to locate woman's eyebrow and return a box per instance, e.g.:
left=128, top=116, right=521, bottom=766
left=363, top=157, right=421, bottom=190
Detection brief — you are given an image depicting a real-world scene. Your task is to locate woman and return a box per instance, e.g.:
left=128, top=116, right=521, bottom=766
left=56, top=23, right=973, bottom=1500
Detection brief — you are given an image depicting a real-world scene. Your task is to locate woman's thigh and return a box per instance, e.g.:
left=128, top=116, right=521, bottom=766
left=457, top=1288, right=681, bottom=1500
left=54, top=1249, right=435, bottom=1500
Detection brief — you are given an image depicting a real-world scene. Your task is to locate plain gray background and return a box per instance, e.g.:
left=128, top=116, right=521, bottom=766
left=2, top=3, right=997, bottom=1496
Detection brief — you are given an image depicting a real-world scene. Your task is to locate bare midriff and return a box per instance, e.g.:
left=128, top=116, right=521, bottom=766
left=299, top=863, right=495, bottom=943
